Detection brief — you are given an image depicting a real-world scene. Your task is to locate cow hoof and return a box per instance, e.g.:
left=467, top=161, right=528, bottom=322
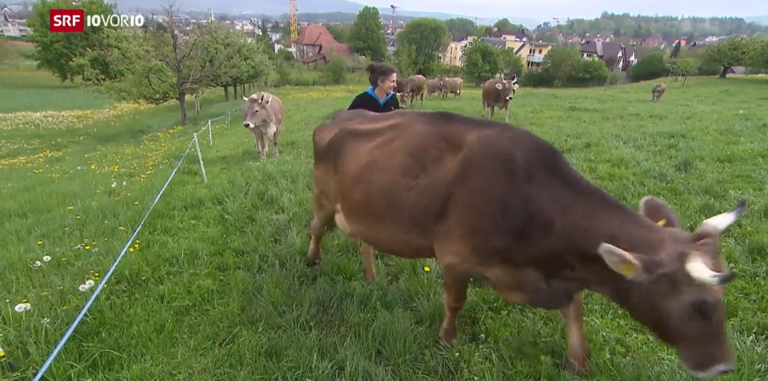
left=563, top=358, right=589, bottom=376
left=306, top=257, right=321, bottom=267
left=438, top=329, right=457, bottom=346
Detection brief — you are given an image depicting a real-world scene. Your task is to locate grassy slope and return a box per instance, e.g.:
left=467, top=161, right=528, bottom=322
left=1, top=71, right=767, bottom=381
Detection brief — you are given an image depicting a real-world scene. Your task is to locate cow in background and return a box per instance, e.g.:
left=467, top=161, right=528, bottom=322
left=426, top=79, right=442, bottom=97
left=437, top=75, right=463, bottom=99
left=652, top=82, right=666, bottom=101
left=401, top=74, right=426, bottom=107
left=242, top=92, right=285, bottom=158
left=481, top=74, right=519, bottom=122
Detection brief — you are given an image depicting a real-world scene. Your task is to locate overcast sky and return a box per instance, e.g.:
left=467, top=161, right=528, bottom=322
left=363, top=0, right=763, bottom=22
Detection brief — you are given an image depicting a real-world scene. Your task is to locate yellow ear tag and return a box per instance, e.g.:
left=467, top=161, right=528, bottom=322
left=656, top=219, right=667, bottom=226
left=618, top=264, right=637, bottom=277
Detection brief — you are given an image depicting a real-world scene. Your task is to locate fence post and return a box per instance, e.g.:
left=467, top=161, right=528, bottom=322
left=228, top=111, right=231, bottom=129
left=207, top=120, right=213, bottom=147
left=193, top=133, right=207, bottom=183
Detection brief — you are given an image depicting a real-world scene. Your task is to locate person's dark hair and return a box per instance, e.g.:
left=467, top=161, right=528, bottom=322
left=366, top=62, right=396, bottom=88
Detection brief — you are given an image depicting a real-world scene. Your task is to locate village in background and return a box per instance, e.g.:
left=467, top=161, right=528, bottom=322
left=3, top=0, right=768, bottom=79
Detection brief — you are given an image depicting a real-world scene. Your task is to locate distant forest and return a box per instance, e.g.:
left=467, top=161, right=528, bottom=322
left=534, top=12, right=768, bottom=40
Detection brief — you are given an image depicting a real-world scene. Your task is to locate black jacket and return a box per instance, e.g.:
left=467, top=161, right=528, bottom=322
left=347, top=87, right=401, bottom=113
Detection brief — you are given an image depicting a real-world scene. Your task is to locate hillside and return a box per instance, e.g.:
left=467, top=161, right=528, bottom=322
left=107, top=0, right=537, bottom=27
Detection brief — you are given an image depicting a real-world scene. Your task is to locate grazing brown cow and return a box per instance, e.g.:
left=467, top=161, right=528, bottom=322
left=306, top=109, right=743, bottom=379
left=401, top=74, right=426, bottom=107
left=426, top=79, right=442, bottom=97
left=481, top=75, right=519, bottom=122
left=652, top=82, right=667, bottom=101
left=394, top=77, right=407, bottom=105
left=437, top=75, right=463, bottom=99
left=242, top=92, right=285, bottom=158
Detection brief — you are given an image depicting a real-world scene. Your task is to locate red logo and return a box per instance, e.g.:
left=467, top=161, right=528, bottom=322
left=50, top=9, right=85, bottom=33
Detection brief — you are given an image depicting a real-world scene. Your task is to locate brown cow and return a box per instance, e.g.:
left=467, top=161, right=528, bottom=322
left=652, top=81, right=667, bottom=101
left=394, top=77, right=407, bottom=105
left=242, top=92, right=285, bottom=158
left=437, top=75, right=463, bottom=99
left=481, top=75, right=518, bottom=122
left=426, top=79, right=442, bottom=97
left=401, top=74, right=426, bottom=107
left=306, top=109, right=742, bottom=378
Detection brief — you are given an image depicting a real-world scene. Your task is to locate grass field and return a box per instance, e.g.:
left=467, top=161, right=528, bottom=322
left=1, top=68, right=767, bottom=381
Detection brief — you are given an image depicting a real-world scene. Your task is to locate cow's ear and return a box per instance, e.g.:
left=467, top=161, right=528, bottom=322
left=494, top=83, right=503, bottom=90
left=261, top=95, right=272, bottom=106
left=639, top=196, right=679, bottom=228
left=597, top=243, right=646, bottom=279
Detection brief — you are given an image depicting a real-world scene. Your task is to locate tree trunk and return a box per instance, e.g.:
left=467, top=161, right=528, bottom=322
left=233, top=84, right=239, bottom=98
left=683, top=76, right=688, bottom=86
left=223, top=86, right=230, bottom=101
left=178, top=94, right=188, bottom=125
left=241, top=83, right=246, bottom=94
left=719, top=65, right=731, bottom=78
left=194, top=93, right=201, bottom=114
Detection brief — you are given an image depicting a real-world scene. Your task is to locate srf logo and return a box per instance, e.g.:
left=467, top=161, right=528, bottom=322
left=50, top=9, right=85, bottom=33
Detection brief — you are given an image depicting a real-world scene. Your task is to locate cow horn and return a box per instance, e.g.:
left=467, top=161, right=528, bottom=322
left=259, top=94, right=265, bottom=102
left=685, top=255, right=736, bottom=285
left=242, top=96, right=249, bottom=101
left=699, top=199, right=746, bottom=234
left=494, top=83, right=503, bottom=90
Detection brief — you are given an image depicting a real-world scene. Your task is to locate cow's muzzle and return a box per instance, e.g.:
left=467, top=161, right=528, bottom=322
left=506, top=95, right=513, bottom=100
left=243, top=122, right=252, bottom=129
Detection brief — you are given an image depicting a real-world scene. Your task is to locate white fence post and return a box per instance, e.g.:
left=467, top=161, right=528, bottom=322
left=228, top=111, right=231, bottom=129
left=193, top=133, right=207, bottom=183
left=207, top=120, right=213, bottom=147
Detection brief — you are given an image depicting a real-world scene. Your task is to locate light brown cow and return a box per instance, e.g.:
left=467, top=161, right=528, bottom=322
left=242, top=92, right=285, bottom=158
left=437, top=75, right=463, bottom=99
left=394, top=77, right=407, bottom=105
left=652, top=82, right=667, bottom=101
left=425, top=79, right=442, bottom=97
left=481, top=76, right=518, bottom=122
left=401, top=74, right=426, bottom=107
left=306, top=109, right=743, bottom=379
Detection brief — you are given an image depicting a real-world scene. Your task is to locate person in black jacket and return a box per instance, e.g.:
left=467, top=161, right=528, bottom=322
left=347, top=62, right=402, bottom=112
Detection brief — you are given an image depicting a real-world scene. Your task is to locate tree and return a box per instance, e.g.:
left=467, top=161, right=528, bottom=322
left=323, top=55, right=347, bottom=84
left=103, top=2, right=241, bottom=125
left=669, top=58, right=699, bottom=85
left=256, top=22, right=275, bottom=60
left=348, top=6, right=387, bottom=62
left=669, top=40, right=681, bottom=58
left=628, top=52, right=667, bottom=82
left=569, top=59, right=610, bottom=86
left=540, top=46, right=582, bottom=86
left=703, top=36, right=754, bottom=77
left=499, top=48, right=524, bottom=77
left=444, top=17, right=476, bottom=41
left=26, top=0, right=120, bottom=83
left=395, top=18, right=450, bottom=76
left=326, top=24, right=349, bottom=43
left=493, top=18, right=525, bottom=34
left=462, top=40, right=502, bottom=83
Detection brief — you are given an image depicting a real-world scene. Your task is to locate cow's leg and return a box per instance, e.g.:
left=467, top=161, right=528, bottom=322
left=272, top=129, right=280, bottom=157
left=438, top=263, right=470, bottom=345
left=359, top=241, right=376, bottom=283
left=420, top=91, right=425, bottom=105
left=504, top=103, right=510, bottom=123
left=562, top=293, right=590, bottom=375
left=489, top=106, right=495, bottom=120
left=256, top=133, right=267, bottom=159
left=306, top=193, right=335, bottom=267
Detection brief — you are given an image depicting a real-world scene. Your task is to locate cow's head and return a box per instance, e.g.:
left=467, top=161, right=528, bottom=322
left=597, top=197, right=745, bottom=378
left=494, top=80, right=518, bottom=101
left=437, top=75, right=447, bottom=88
left=242, top=93, right=272, bottom=129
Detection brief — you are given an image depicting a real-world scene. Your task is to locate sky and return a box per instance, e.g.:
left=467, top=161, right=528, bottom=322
left=363, top=0, right=764, bottom=22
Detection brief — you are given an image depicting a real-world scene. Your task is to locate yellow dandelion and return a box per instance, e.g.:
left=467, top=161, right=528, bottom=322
left=134, top=201, right=139, bottom=205
left=423, top=266, right=431, bottom=272
left=67, top=206, right=74, bottom=210
left=128, top=247, right=134, bottom=253
left=119, top=226, right=126, bottom=231
left=76, top=215, right=82, bottom=219
left=85, top=245, right=91, bottom=250
left=37, top=240, right=43, bottom=245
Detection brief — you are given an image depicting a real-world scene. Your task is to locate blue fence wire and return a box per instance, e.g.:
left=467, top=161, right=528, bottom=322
left=31, top=139, right=196, bottom=381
